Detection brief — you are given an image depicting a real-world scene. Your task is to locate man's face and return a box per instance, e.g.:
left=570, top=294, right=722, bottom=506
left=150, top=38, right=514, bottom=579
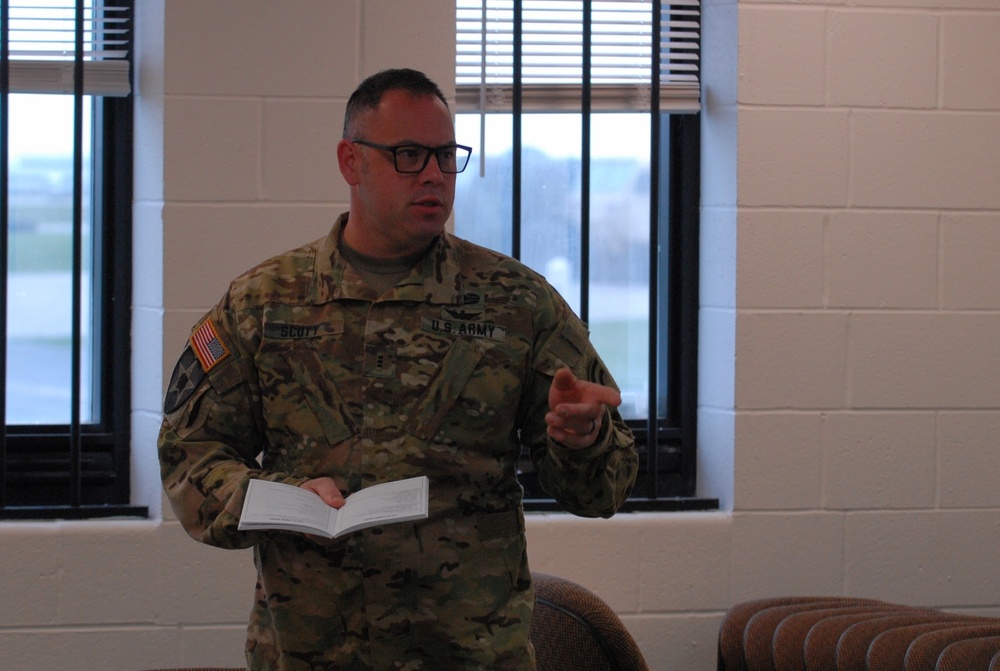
left=339, top=89, right=458, bottom=258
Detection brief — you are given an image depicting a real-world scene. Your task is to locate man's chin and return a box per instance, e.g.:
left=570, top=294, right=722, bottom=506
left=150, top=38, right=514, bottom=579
left=411, top=211, right=451, bottom=234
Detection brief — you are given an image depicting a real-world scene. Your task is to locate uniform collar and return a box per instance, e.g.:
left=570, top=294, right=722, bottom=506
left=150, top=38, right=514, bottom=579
left=313, top=213, right=464, bottom=306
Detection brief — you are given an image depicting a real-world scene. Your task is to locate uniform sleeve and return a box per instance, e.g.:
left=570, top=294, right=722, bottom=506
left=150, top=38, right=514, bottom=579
left=520, top=299, right=638, bottom=518
left=157, top=297, right=301, bottom=549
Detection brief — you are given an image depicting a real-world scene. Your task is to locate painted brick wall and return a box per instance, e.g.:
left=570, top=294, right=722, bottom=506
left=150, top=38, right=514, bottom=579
left=1, top=1, right=998, bottom=670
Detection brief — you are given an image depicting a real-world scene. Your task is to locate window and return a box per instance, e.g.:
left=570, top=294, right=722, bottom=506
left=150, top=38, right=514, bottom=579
left=456, top=0, right=715, bottom=509
left=0, top=0, right=139, bottom=518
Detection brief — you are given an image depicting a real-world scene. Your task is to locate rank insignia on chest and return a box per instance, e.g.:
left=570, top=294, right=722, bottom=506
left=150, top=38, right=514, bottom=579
left=190, top=318, right=230, bottom=371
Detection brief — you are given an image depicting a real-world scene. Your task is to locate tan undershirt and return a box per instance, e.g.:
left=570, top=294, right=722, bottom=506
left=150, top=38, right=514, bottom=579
left=339, top=234, right=432, bottom=296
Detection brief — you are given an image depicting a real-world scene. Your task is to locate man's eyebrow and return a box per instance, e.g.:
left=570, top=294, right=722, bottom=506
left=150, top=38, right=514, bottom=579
left=395, top=139, right=458, bottom=147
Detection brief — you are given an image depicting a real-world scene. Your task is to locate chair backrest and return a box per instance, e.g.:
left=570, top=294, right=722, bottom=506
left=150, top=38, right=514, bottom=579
left=145, top=574, right=649, bottom=671
left=717, top=595, right=1000, bottom=671
left=529, top=572, right=651, bottom=671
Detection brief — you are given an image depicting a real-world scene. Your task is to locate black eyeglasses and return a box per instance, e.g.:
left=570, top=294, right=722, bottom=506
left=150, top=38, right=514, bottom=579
left=351, top=139, right=472, bottom=174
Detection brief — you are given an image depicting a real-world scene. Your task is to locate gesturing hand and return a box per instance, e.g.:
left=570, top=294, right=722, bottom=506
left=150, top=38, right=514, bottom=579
left=545, top=368, right=622, bottom=449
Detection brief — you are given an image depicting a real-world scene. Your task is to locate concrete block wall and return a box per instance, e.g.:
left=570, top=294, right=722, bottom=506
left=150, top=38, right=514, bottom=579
left=716, top=0, right=1000, bottom=622
left=2, top=1, right=999, bottom=670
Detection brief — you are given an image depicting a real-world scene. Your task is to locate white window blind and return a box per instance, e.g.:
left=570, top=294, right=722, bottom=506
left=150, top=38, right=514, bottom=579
left=4, top=1, right=130, bottom=97
left=456, top=0, right=700, bottom=114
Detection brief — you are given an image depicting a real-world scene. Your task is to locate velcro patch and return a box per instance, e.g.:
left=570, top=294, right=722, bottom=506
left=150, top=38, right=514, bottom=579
left=262, top=321, right=342, bottom=339
left=421, top=316, right=506, bottom=342
left=163, top=347, right=205, bottom=413
left=190, top=319, right=230, bottom=372
left=261, top=310, right=344, bottom=340
left=476, top=509, right=523, bottom=541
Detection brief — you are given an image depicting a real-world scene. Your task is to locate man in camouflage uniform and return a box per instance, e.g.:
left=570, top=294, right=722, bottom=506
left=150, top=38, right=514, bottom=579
left=159, top=68, right=637, bottom=670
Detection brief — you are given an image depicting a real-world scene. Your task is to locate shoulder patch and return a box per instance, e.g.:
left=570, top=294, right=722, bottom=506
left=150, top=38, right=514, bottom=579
left=163, top=347, right=205, bottom=414
left=190, top=318, right=230, bottom=372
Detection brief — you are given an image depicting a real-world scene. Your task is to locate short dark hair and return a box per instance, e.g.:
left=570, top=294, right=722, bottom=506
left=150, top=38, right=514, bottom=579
left=343, top=68, right=449, bottom=138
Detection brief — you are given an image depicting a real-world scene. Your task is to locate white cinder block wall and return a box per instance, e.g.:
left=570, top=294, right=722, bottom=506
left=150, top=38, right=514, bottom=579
left=1, top=0, right=998, bottom=669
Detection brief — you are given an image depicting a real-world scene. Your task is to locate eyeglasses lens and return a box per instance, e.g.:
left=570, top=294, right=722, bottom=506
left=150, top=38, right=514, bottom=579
left=394, top=146, right=469, bottom=174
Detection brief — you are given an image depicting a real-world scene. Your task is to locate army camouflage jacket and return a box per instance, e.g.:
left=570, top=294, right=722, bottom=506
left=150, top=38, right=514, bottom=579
left=158, top=214, right=638, bottom=671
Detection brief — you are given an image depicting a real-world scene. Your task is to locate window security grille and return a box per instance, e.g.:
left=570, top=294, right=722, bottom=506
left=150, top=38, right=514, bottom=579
left=454, top=1, right=715, bottom=509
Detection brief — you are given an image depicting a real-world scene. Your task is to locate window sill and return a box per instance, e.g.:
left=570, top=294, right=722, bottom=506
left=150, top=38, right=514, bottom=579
left=0, top=505, right=149, bottom=521
left=523, top=497, right=719, bottom=514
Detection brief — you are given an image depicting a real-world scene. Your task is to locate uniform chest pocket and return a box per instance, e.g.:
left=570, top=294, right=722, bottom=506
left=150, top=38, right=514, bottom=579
left=405, top=337, right=485, bottom=441
left=257, top=313, right=358, bottom=449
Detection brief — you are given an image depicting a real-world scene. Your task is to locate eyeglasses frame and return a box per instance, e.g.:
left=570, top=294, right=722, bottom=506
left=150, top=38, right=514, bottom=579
left=350, top=139, right=473, bottom=174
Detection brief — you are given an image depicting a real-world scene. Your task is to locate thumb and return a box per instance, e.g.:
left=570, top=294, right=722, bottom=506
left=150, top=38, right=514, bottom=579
left=552, top=367, right=577, bottom=391
left=549, top=368, right=582, bottom=409
left=301, top=478, right=347, bottom=508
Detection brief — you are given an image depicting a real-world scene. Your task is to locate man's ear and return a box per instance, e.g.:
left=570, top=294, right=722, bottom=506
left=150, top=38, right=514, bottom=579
left=337, top=139, right=361, bottom=186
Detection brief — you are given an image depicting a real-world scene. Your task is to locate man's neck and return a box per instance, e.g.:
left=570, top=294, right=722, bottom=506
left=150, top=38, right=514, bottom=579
left=339, top=230, right=432, bottom=295
left=341, top=215, right=437, bottom=260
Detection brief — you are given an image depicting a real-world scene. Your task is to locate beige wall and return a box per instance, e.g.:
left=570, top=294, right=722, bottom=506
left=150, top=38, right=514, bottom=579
left=2, top=0, right=999, bottom=669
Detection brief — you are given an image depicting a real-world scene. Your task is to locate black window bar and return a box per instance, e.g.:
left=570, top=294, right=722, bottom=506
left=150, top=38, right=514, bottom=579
left=646, top=0, right=662, bottom=501
left=70, top=0, right=86, bottom=508
left=0, top=0, right=142, bottom=519
left=1, top=1, right=10, bottom=509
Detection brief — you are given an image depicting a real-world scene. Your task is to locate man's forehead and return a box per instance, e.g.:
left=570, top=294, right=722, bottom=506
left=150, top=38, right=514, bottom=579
left=374, top=89, right=449, bottom=114
left=366, top=91, right=455, bottom=138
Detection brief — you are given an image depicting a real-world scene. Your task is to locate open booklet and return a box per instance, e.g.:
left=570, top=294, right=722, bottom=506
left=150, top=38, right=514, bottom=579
left=238, top=475, right=429, bottom=539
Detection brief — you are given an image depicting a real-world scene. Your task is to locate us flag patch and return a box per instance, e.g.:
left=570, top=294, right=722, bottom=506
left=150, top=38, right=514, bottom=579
left=190, top=319, right=230, bottom=371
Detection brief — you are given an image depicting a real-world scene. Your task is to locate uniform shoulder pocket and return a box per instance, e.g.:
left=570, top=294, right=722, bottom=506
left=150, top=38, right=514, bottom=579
left=532, top=318, right=589, bottom=376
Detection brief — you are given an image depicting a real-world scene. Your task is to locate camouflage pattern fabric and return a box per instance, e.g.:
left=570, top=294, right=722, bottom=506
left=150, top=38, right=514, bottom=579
left=159, top=213, right=638, bottom=671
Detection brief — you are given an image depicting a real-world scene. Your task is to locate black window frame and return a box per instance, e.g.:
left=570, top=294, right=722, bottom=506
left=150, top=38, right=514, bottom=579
left=0, top=0, right=142, bottom=519
left=456, top=0, right=717, bottom=511
left=509, top=113, right=711, bottom=512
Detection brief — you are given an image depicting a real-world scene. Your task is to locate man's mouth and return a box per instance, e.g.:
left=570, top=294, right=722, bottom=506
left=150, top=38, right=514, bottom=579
left=413, top=197, right=444, bottom=209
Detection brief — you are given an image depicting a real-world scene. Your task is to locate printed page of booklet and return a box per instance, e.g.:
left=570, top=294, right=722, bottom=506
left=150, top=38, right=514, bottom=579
left=238, top=475, right=429, bottom=539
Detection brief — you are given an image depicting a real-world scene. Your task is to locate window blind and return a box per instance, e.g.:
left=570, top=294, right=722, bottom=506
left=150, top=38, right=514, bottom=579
left=5, top=1, right=130, bottom=96
left=456, top=0, right=700, bottom=113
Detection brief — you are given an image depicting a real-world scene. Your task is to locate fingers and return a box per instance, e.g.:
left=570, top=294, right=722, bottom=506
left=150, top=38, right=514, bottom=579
left=300, top=478, right=347, bottom=508
left=545, top=406, right=604, bottom=448
left=587, top=383, right=622, bottom=407
left=545, top=368, right=621, bottom=448
left=544, top=415, right=590, bottom=438
left=549, top=367, right=622, bottom=408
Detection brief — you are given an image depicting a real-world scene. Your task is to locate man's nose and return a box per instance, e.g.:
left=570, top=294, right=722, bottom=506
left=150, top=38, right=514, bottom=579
left=418, top=152, right=447, bottom=181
